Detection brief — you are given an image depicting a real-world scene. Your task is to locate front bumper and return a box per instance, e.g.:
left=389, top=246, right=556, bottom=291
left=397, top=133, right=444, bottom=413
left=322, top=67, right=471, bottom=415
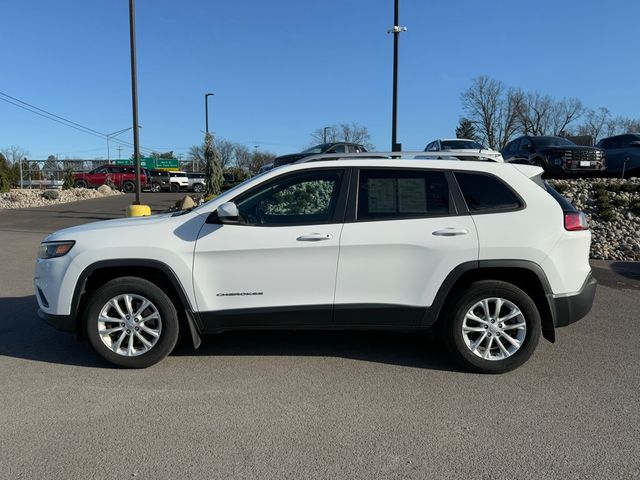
left=550, top=273, right=597, bottom=327
left=38, top=309, right=75, bottom=332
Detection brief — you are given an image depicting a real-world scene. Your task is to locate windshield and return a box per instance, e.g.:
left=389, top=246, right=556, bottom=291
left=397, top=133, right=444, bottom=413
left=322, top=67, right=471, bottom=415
left=441, top=140, right=484, bottom=150
left=531, top=136, right=575, bottom=147
left=301, top=143, right=330, bottom=154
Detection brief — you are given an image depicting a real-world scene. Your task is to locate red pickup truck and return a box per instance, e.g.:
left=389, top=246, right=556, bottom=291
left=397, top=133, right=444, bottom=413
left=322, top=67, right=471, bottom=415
left=73, top=165, right=147, bottom=192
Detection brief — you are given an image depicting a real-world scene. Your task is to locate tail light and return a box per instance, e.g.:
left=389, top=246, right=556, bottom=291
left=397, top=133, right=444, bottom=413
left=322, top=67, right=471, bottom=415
left=564, top=211, right=588, bottom=231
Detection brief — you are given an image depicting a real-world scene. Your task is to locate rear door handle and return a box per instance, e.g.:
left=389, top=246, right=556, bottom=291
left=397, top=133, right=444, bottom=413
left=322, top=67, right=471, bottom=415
left=432, top=228, right=469, bottom=237
left=296, top=233, right=333, bottom=242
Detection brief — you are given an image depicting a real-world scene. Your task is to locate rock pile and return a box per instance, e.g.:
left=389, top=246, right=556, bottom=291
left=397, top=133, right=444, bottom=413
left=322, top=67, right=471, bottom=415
left=0, top=187, right=124, bottom=209
left=548, top=178, right=640, bottom=261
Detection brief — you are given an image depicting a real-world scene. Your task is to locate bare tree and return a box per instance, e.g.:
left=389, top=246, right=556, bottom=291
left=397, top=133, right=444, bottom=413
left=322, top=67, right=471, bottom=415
left=576, top=107, right=611, bottom=142
left=310, top=123, right=375, bottom=150
left=1, top=145, right=29, bottom=164
left=549, top=97, right=584, bottom=135
left=234, top=144, right=253, bottom=172
left=461, top=76, right=520, bottom=149
left=214, top=138, right=236, bottom=170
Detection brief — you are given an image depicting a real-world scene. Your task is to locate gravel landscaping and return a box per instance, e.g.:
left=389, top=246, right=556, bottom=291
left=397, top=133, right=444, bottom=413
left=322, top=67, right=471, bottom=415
left=549, top=177, right=640, bottom=261
left=0, top=186, right=124, bottom=209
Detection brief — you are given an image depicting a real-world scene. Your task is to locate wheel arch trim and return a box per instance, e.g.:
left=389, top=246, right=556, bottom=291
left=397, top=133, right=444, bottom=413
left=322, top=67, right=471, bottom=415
left=425, top=259, right=556, bottom=342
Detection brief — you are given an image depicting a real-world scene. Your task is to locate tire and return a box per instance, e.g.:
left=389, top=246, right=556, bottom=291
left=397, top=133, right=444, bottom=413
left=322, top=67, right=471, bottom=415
left=74, top=180, right=88, bottom=188
left=150, top=182, right=162, bottom=193
left=193, top=183, right=204, bottom=193
left=122, top=181, right=136, bottom=193
left=170, top=183, right=180, bottom=192
left=85, top=277, right=180, bottom=368
left=444, top=280, right=541, bottom=374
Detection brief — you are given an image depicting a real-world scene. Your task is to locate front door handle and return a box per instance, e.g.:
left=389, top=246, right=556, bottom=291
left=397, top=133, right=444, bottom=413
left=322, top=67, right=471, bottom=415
left=432, top=228, right=469, bottom=237
left=296, top=233, right=333, bottom=242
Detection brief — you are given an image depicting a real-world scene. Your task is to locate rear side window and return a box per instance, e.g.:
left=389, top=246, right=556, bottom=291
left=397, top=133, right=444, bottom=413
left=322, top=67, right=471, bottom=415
left=357, top=169, right=450, bottom=220
left=455, top=172, right=521, bottom=212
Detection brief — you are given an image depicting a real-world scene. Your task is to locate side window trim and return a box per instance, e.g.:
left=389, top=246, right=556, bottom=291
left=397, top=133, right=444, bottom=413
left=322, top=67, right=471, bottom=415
left=229, top=167, right=351, bottom=227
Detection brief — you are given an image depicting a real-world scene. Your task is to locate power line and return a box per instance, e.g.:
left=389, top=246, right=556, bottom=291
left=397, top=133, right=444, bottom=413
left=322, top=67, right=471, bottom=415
left=0, top=91, right=155, bottom=154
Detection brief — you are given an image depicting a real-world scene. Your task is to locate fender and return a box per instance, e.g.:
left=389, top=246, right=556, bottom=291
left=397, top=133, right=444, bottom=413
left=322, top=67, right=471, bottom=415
left=423, top=259, right=556, bottom=342
left=70, top=259, right=201, bottom=348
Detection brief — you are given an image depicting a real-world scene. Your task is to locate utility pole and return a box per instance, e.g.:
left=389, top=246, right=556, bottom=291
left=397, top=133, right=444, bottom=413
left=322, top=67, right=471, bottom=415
left=205, top=93, right=214, bottom=134
left=128, top=0, right=142, bottom=204
left=388, top=0, right=406, bottom=152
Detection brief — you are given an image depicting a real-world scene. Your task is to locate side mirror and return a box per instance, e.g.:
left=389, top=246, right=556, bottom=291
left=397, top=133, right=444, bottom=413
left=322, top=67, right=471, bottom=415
left=629, top=141, right=640, bottom=147
left=207, top=201, right=239, bottom=224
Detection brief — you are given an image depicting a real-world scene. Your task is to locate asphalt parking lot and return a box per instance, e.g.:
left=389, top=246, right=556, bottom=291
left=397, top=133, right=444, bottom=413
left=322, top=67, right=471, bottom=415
left=0, top=194, right=639, bottom=479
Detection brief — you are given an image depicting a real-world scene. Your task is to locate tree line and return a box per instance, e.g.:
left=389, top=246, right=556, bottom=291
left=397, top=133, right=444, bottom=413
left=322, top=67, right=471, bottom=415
left=458, top=75, right=640, bottom=149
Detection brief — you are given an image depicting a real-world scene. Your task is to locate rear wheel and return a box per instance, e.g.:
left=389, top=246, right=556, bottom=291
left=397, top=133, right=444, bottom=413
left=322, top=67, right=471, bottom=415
left=444, top=280, right=541, bottom=374
left=193, top=183, right=205, bottom=193
left=85, top=277, right=179, bottom=368
left=150, top=182, right=162, bottom=193
left=122, top=181, right=136, bottom=193
left=74, top=180, right=88, bottom=188
left=170, top=183, right=180, bottom=192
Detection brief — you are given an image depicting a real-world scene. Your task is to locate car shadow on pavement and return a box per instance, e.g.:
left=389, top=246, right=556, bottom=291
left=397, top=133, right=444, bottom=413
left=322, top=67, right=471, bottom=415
left=0, top=295, right=463, bottom=372
left=611, top=262, right=640, bottom=281
left=173, top=330, right=465, bottom=372
left=0, top=295, right=108, bottom=368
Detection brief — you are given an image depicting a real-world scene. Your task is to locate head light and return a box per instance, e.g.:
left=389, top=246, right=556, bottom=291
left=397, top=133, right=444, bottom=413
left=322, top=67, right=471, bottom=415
left=38, top=241, right=75, bottom=259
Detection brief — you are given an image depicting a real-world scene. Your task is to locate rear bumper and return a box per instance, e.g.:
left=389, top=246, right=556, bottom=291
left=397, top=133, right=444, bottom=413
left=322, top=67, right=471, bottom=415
left=550, top=273, right=597, bottom=327
left=38, top=309, right=75, bottom=332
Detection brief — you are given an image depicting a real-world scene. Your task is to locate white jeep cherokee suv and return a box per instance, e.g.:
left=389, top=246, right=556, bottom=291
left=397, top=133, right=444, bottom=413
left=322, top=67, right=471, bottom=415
left=35, top=158, right=596, bottom=372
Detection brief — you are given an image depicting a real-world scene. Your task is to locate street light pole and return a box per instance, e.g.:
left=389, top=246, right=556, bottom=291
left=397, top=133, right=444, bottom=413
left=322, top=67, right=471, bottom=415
left=205, top=93, right=214, bottom=134
left=106, top=126, right=138, bottom=164
left=128, top=0, right=142, bottom=204
left=323, top=126, right=330, bottom=143
left=388, top=0, right=406, bottom=152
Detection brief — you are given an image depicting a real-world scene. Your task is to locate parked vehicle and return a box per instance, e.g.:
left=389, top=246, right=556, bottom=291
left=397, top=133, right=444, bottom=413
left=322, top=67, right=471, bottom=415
left=272, top=142, right=368, bottom=168
left=187, top=172, right=206, bottom=193
left=168, top=171, right=189, bottom=192
left=502, top=136, right=605, bottom=175
left=146, top=169, right=171, bottom=193
left=596, top=133, right=640, bottom=176
left=36, top=157, right=596, bottom=372
left=73, top=165, right=147, bottom=192
left=258, top=163, right=273, bottom=174
left=424, top=139, right=503, bottom=162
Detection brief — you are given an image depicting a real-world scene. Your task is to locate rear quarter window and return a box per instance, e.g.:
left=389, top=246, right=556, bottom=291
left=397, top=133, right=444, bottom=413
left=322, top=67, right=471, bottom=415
left=455, top=172, right=522, bottom=212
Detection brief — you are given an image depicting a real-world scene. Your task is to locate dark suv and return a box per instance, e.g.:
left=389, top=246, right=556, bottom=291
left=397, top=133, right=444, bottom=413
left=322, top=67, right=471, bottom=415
left=146, top=169, right=171, bottom=192
left=502, top=136, right=605, bottom=176
left=273, top=142, right=367, bottom=168
left=596, top=133, right=640, bottom=176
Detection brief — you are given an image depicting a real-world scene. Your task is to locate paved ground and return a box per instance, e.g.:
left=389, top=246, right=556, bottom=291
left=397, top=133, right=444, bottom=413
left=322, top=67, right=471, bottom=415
left=0, top=196, right=639, bottom=479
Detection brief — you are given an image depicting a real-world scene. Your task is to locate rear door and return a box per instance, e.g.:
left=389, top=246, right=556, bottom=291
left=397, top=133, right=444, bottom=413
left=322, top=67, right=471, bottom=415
left=334, top=167, right=478, bottom=325
left=88, top=167, right=108, bottom=187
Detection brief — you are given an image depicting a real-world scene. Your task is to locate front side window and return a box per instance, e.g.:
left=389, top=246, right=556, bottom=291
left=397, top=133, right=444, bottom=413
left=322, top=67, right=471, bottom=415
left=236, top=170, right=344, bottom=226
left=357, top=169, right=450, bottom=221
left=455, top=172, right=521, bottom=212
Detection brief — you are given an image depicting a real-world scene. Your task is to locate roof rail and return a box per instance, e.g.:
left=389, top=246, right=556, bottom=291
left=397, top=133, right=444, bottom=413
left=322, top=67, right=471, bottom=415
left=294, top=151, right=501, bottom=164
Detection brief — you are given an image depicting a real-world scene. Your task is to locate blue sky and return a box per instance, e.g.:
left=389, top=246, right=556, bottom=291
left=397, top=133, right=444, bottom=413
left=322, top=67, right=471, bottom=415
left=1, top=0, right=639, bottom=159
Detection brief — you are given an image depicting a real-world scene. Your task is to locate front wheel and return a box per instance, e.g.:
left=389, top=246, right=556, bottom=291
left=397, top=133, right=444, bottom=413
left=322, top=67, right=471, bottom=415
left=150, top=182, right=162, bottom=193
left=444, top=280, right=541, bottom=374
left=170, top=183, right=180, bottom=192
left=85, top=277, right=180, bottom=368
left=193, top=183, right=205, bottom=193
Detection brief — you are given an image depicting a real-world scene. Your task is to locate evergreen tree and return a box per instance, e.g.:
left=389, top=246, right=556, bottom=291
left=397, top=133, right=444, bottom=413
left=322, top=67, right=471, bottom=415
left=456, top=118, right=476, bottom=140
left=204, top=132, right=224, bottom=198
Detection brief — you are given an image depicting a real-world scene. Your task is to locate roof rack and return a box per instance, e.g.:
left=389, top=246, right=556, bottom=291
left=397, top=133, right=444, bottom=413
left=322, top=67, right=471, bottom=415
left=295, top=151, right=500, bottom=164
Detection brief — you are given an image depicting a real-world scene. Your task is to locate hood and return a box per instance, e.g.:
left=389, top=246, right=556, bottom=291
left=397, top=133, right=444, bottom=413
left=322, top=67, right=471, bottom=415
left=45, top=211, right=176, bottom=242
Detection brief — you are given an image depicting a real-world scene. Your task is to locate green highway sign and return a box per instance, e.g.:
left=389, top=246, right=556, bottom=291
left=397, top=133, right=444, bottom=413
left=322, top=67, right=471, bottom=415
left=115, top=157, right=180, bottom=170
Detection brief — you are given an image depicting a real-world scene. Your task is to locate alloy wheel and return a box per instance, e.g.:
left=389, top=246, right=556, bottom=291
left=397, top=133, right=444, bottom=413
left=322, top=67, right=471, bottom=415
left=97, top=294, right=162, bottom=357
left=461, top=297, right=527, bottom=361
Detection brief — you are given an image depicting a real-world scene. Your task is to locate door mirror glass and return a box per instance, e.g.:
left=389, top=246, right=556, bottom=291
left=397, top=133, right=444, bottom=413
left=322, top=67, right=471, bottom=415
left=215, top=202, right=239, bottom=224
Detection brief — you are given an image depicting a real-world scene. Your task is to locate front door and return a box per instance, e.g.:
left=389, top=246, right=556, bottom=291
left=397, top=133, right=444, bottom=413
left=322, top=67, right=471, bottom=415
left=193, top=168, right=349, bottom=330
